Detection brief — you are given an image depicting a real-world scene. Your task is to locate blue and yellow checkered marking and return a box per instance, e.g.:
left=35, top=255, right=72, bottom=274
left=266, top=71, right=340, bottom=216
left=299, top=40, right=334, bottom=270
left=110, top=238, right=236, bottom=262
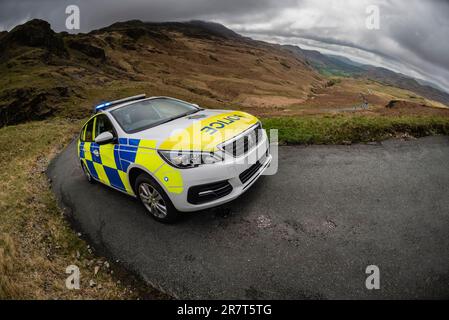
left=78, top=138, right=184, bottom=195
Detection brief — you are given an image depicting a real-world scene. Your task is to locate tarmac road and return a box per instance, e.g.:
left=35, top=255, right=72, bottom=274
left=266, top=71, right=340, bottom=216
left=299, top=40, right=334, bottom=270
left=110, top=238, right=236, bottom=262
left=48, top=136, right=449, bottom=299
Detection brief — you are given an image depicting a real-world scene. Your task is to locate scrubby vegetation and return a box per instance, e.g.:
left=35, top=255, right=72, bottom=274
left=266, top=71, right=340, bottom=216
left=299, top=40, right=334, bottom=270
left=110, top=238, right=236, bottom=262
left=0, top=120, right=165, bottom=299
left=263, top=115, right=449, bottom=144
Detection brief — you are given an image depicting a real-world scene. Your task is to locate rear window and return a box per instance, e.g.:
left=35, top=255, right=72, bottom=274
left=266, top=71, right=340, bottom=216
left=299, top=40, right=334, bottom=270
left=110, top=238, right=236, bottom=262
left=81, top=118, right=94, bottom=142
left=110, top=98, right=199, bottom=133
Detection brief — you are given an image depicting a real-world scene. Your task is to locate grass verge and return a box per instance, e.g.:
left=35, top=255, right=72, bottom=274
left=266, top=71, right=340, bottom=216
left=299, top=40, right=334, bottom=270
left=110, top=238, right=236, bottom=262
left=0, top=119, right=162, bottom=299
left=262, top=114, right=449, bottom=144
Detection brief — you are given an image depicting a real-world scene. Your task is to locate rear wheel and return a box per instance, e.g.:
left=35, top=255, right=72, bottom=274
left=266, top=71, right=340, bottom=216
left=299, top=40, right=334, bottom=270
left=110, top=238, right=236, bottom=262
left=135, top=174, right=178, bottom=223
left=81, top=162, right=95, bottom=184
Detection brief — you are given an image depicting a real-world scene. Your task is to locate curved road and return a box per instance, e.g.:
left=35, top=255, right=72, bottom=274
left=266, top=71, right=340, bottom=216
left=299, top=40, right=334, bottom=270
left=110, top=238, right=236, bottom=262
left=48, top=136, right=449, bottom=299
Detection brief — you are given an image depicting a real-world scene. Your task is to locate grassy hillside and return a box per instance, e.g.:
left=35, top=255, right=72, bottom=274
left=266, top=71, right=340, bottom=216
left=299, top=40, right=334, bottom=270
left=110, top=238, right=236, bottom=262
left=0, top=19, right=326, bottom=126
left=2, top=19, right=448, bottom=126
left=0, top=119, right=171, bottom=299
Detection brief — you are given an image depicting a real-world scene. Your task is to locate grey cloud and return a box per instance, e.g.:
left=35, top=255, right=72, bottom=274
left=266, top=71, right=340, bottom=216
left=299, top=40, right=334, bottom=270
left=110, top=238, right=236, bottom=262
left=0, top=0, right=297, bottom=32
left=1, top=0, right=448, bottom=92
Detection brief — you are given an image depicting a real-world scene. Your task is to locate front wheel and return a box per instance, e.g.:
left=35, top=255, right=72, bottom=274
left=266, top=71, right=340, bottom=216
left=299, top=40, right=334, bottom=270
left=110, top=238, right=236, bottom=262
left=135, top=174, right=179, bottom=223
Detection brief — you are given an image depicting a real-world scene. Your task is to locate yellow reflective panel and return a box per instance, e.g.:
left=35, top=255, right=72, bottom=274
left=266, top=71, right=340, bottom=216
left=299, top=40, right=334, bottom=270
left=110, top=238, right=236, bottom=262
left=118, top=170, right=134, bottom=195
left=159, top=111, right=258, bottom=151
left=134, top=148, right=164, bottom=172
left=138, top=139, right=157, bottom=149
left=154, top=163, right=183, bottom=194
left=167, top=186, right=183, bottom=194
left=83, top=142, right=92, bottom=161
left=93, top=162, right=110, bottom=185
left=99, top=144, right=116, bottom=169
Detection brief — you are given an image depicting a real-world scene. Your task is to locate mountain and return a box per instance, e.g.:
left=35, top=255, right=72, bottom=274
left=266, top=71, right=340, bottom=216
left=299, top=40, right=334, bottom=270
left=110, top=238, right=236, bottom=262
left=1, top=19, right=448, bottom=127
left=283, top=45, right=449, bottom=106
left=283, top=45, right=361, bottom=76
left=0, top=19, right=324, bottom=126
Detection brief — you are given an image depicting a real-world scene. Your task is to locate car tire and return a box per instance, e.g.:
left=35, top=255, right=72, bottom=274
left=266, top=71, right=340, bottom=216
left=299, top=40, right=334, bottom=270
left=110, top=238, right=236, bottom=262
left=81, top=161, right=95, bottom=184
left=135, top=173, right=179, bottom=223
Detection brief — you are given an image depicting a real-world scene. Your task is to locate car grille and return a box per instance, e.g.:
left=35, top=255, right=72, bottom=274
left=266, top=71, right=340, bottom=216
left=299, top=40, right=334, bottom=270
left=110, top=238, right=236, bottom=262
left=239, top=160, right=263, bottom=184
left=187, top=180, right=233, bottom=205
left=221, top=123, right=262, bottom=157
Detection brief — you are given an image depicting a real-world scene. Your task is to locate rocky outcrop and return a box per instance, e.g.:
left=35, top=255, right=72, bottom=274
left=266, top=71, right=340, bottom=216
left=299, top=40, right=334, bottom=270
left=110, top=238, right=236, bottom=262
left=0, top=87, right=71, bottom=126
left=0, top=19, right=67, bottom=58
left=66, top=37, right=106, bottom=60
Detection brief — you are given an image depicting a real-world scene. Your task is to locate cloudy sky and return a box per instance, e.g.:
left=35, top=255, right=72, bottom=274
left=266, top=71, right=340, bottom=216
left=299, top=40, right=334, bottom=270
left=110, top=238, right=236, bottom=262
left=1, top=0, right=449, bottom=92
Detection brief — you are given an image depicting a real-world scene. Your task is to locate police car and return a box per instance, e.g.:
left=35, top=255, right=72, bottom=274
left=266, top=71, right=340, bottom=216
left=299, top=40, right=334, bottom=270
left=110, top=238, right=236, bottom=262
left=78, top=94, right=272, bottom=223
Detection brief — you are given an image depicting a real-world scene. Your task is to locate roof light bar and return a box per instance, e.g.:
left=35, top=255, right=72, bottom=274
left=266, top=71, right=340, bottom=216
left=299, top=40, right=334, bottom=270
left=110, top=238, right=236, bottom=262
left=94, top=94, right=146, bottom=113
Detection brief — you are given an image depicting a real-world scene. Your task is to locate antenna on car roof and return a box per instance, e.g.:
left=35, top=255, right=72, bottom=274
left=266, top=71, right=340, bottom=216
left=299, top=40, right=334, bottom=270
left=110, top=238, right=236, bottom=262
left=94, top=94, right=146, bottom=113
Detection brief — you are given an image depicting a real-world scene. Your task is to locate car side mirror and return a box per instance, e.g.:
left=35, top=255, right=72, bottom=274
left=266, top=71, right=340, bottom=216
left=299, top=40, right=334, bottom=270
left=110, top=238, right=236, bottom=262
left=95, top=132, right=114, bottom=145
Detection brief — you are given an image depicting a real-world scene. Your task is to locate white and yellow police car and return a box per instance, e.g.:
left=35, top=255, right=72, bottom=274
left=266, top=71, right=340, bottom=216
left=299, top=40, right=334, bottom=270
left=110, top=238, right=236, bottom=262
left=78, top=94, right=271, bottom=223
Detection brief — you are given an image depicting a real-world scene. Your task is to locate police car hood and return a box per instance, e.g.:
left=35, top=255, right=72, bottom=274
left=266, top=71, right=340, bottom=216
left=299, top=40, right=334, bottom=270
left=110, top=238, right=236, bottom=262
left=128, top=109, right=259, bottom=151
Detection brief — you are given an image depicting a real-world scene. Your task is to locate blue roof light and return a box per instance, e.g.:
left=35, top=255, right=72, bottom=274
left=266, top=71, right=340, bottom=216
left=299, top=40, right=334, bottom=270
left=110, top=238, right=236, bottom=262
left=95, top=102, right=111, bottom=111
left=92, top=94, right=146, bottom=113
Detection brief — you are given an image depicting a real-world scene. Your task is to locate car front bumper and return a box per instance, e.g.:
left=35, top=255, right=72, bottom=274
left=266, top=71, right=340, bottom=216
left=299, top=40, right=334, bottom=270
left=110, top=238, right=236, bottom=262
left=167, top=130, right=272, bottom=212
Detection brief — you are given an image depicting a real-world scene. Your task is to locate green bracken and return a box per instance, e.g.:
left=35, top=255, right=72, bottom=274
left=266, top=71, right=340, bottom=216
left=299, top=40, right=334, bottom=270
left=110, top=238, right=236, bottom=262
left=262, top=115, right=449, bottom=144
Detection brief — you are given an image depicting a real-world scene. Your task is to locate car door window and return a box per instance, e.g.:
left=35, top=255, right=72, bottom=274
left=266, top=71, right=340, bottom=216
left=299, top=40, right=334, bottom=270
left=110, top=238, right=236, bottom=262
left=95, top=114, right=115, bottom=138
left=82, top=118, right=95, bottom=142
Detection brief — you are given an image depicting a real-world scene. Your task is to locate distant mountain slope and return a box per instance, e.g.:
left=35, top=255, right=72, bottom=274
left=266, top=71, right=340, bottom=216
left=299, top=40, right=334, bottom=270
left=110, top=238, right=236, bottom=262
left=283, top=45, right=361, bottom=76
left=1, top=19, right=447, bottom=127
left=0, top=19, right=324, bottom=126
left=284, top=45, right=449, bottom=106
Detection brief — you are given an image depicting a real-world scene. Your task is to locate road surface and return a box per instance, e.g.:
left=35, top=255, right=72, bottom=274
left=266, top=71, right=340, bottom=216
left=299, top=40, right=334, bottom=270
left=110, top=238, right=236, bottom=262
left=48, top=136, right=449, bottom=299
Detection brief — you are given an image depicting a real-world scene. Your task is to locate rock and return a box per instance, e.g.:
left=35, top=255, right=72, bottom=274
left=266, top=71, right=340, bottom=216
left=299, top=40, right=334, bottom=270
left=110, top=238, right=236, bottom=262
left=386, top=100, right=401, bottom=108
left=89, top=280, right=96, bottom=288
left=0, top=19, right=67, bottom=58
left=67, top=37, right=106, bottom=60
left=94, top=266, right=100, bottom=276
left=0, top=87, right=58, bottom=127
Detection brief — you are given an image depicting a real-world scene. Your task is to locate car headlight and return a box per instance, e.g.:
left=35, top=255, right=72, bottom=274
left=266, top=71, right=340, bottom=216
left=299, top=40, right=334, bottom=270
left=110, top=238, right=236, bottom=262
left=158, top=150, right=223, bottom=169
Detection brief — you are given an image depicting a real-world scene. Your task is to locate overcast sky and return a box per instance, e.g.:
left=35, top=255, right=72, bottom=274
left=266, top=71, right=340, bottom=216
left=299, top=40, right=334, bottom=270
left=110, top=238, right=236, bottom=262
left=1, top=0, right=449, bottom=92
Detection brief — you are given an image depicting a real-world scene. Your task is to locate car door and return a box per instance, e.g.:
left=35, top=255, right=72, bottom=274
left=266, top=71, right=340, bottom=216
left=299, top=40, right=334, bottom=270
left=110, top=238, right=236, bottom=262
left=94, top=114, right=130, bottom=192
left=80, top=117, right=100, bottom=181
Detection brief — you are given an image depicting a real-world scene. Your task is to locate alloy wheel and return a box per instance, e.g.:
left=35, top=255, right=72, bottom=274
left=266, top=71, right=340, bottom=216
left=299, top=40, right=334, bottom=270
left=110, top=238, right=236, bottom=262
left=138, top=183, right=167, bottom=218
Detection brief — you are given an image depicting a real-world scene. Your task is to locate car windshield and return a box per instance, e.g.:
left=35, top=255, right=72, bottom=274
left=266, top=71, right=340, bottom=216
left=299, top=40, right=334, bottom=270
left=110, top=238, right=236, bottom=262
left=111, top=98, right=200, bottom=133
